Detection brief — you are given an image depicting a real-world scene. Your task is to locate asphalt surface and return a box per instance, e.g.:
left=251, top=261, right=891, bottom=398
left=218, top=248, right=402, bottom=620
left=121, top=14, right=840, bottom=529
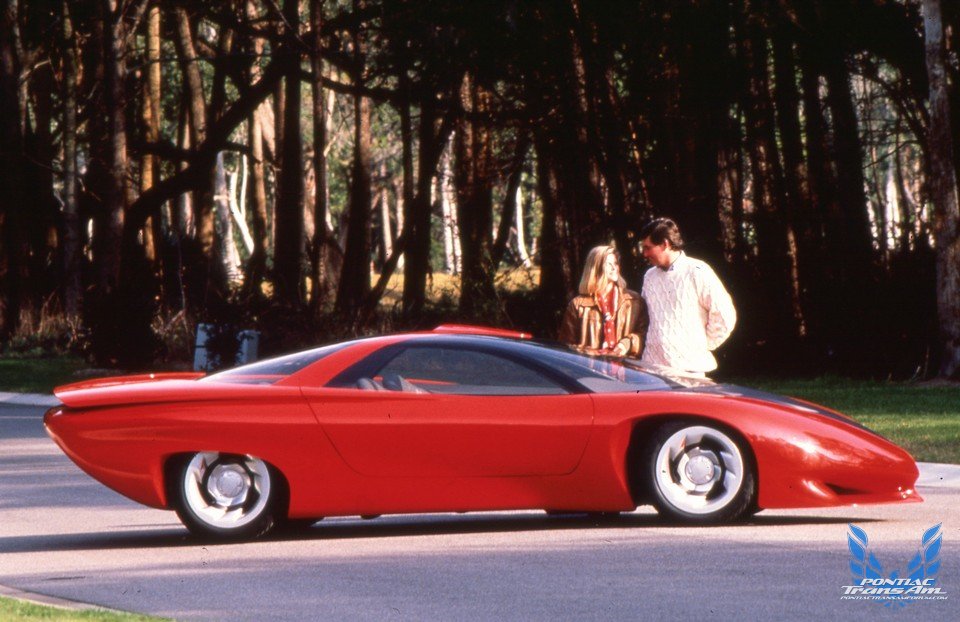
left=0, top=401, right=956, bottom=621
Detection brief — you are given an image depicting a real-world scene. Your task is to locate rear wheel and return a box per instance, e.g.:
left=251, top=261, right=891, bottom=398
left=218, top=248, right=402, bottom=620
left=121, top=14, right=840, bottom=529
left=172, top=452, right=279, bottom=540
left=647, top=421, right=756, bottom=524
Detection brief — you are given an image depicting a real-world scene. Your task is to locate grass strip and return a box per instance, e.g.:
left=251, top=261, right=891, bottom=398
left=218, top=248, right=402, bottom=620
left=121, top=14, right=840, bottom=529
left=0, top=596, right=166, bottom=621
left=0, top=357, right=85, bottom=394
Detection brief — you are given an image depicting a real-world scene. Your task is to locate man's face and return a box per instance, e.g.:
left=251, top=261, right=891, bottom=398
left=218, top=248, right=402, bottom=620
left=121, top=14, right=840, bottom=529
left=641, top=237, right=672, bottom=268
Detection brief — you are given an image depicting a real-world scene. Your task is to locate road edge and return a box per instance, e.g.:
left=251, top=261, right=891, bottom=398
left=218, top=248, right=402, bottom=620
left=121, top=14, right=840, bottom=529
left=0, top=583, right=129, bottom=614
left=0, top=393, right=59, bottom=407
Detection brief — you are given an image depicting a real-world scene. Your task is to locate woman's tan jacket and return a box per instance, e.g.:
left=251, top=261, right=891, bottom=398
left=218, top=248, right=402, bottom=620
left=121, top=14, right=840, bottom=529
left=558, top=288, right=648, bottom=356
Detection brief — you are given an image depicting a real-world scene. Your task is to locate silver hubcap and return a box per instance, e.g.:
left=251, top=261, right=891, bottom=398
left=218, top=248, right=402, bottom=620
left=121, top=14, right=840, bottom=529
left=183, top=452, right=271, bottom=529
left=654, top=426, right=744, bottom=515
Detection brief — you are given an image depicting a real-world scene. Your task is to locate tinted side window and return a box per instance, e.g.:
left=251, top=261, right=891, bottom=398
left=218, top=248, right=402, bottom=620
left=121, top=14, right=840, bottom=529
left=375, top=347, right=567, bottom=395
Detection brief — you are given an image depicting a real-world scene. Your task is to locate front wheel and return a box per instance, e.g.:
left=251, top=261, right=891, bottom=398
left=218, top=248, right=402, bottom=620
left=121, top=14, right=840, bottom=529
left=171, top=452, right=279, bottom=540
left=647, top=422, right=756, bottom=524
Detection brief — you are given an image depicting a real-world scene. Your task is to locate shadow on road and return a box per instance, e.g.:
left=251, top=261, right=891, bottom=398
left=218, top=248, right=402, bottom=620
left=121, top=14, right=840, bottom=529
left=0, top=511, right=881, bottom=553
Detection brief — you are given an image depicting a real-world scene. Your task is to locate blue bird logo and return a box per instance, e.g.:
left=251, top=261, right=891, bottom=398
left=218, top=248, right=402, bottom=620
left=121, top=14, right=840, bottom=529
left=847, top=523, right=943, bottom=608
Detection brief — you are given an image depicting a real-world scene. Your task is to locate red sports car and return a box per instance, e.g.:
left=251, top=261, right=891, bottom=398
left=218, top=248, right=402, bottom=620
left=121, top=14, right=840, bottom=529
left=45, top=324, right=921, bottom=540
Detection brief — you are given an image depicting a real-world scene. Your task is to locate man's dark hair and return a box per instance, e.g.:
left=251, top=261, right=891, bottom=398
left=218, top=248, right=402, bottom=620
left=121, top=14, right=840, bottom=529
left=639, top=217, right=684, bottom=251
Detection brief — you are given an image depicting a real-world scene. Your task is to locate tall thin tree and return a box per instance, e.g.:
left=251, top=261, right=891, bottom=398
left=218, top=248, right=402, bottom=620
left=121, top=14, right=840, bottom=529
left=923, top=0, right=960, bottom=378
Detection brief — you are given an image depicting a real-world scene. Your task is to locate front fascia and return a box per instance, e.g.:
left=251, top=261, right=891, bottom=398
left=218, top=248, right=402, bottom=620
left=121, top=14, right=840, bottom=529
left=586, top=391, right=920, bottom=510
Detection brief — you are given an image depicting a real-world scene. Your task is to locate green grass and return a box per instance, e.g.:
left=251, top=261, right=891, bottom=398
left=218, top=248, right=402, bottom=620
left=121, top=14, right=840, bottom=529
left=0, top=597, right=166, bottom=621
left=734, top=377, right=960, bottom=464
left=0, top=356, right=85, bottom=394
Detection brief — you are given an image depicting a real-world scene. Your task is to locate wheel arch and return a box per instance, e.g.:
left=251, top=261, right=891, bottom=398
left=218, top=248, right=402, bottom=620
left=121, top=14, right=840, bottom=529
left=162, top=451, right=294, bottom=520
left=625, top=413, right=759, bottom=508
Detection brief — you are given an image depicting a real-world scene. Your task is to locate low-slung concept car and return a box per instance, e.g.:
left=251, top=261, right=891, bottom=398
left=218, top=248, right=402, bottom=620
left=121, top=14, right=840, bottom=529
left=45, top=325, right=921, bottom=540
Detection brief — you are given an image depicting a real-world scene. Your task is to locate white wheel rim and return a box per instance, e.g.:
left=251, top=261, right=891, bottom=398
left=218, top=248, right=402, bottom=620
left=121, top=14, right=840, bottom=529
left=183, top=452, right=272, bottom=529
left=654, top=426, right=744, bottom=515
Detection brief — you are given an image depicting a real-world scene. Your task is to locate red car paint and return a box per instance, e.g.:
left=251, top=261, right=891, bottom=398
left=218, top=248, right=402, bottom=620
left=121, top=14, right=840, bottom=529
left=44, top=327, right=921, bottom=523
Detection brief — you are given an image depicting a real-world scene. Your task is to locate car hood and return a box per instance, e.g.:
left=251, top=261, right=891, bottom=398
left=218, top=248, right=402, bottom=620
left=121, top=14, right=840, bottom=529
left=682, top=383, right=875, bottom=432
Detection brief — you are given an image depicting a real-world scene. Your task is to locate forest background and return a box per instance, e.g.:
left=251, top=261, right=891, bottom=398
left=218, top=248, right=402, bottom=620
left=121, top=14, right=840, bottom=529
left=0, top=0, right=959, bottom=380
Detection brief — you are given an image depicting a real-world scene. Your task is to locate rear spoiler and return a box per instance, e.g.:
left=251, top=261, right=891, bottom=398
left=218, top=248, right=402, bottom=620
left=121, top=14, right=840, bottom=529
left=55, top=372, right=205, bottom=395
left=432, top=324, right=532, bottom=339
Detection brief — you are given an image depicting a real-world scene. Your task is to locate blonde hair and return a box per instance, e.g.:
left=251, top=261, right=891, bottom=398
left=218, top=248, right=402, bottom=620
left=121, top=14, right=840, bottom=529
left=578, top=245, right=626, bottom=295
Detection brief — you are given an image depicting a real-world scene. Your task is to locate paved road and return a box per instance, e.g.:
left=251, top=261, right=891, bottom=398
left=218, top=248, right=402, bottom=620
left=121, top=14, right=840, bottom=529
left=1, top=402, right=956, bottom=621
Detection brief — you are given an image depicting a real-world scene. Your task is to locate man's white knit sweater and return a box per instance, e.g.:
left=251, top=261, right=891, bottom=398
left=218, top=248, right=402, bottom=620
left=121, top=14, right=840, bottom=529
left=640, top=252, right=736, bottom=374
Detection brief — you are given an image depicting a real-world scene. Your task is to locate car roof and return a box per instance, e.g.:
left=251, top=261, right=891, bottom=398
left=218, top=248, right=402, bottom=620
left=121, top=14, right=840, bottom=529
left=269, top=332, right=553, bottom=388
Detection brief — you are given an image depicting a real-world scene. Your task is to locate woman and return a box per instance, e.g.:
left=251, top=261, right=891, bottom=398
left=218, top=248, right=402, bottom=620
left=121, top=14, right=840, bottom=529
left=559, top=245, right=647, bottom=357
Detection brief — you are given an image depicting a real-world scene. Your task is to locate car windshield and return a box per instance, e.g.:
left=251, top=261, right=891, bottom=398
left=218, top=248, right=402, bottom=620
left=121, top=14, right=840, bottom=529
left=200, top=342, right=350, bottom=385
left=528, top=342, right=715, bottom=392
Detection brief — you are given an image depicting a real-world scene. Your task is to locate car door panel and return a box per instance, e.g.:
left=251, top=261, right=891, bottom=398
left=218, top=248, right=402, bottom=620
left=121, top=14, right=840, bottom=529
left=300, top=389, right=594, bottom=477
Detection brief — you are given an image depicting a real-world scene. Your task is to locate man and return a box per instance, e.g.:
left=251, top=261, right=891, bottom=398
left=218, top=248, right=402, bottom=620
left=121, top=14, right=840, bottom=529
left=638, top=218, right=736, bottom=376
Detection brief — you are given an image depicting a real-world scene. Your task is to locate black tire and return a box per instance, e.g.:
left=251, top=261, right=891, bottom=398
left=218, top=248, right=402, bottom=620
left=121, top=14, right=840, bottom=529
left=646, top=420, right=756, bottom=524
left=171, top=452, right=280, bottom=540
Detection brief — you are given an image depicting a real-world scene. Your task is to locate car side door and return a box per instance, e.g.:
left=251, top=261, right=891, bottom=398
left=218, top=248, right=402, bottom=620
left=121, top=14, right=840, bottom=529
left=301, top=344, right=594, bottom=478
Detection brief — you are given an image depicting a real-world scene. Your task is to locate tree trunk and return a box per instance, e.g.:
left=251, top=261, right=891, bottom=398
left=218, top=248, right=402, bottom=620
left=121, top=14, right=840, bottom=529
left=923, top=0, right=960, bottom=378
left=738, top=7, right=796, bottom=340
left=174, top=95, right=195, bottom=238
left=398, top=75, right=414, bottom=277
left=140, top=2, right=162, bottom=266
left=717, top=90, right=746, bottom=265
left=772, top=20, right=810, bottom=336
left=242, top=0, right=269, bottom=297
left=379, top=161, right=393, bottom=266
left=402, top=99, right=452, bottom=317
left=658, top=0, right=728, bottom=267
left=514, top=181, right=532, bottom=269
left=439, top=147, right=457, bottom=275
left=893, top=128, right=917, bottom=251
left=274, top=0, right=305, bottom=305
left=174, top=6, right=214, bottom=258
left=28, top=64, right=60, bottom=320
left=566, top=0, right=641, bottom=276
left=60, top=0, right=81, bottom=320
left=309, top=0, right=335, bottom=314
left=823, top=53, right=875, bottom=285
left=227, top=156, right=254, bottom=254
left=336, top=0, right=373, bottom=315
left=492, top=134, right=529, bottom=268
left=401, top=87, right=427, bottom=314
left=335, top=89, right=372, bottom=313
left=0, top=0, right=27, bottom=338
left=393, top=178, right=405, bottom=270
left=797, top=37, right=839, bottom=340
left=215, top=152, right=242, bottom=283
left=207, top=20, right=236, bottom=294
left=100, top=0, right=129, bottom=293
left=821, top=48, right=878, bottom=357
left=534, top=138, right=574, bottom=315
